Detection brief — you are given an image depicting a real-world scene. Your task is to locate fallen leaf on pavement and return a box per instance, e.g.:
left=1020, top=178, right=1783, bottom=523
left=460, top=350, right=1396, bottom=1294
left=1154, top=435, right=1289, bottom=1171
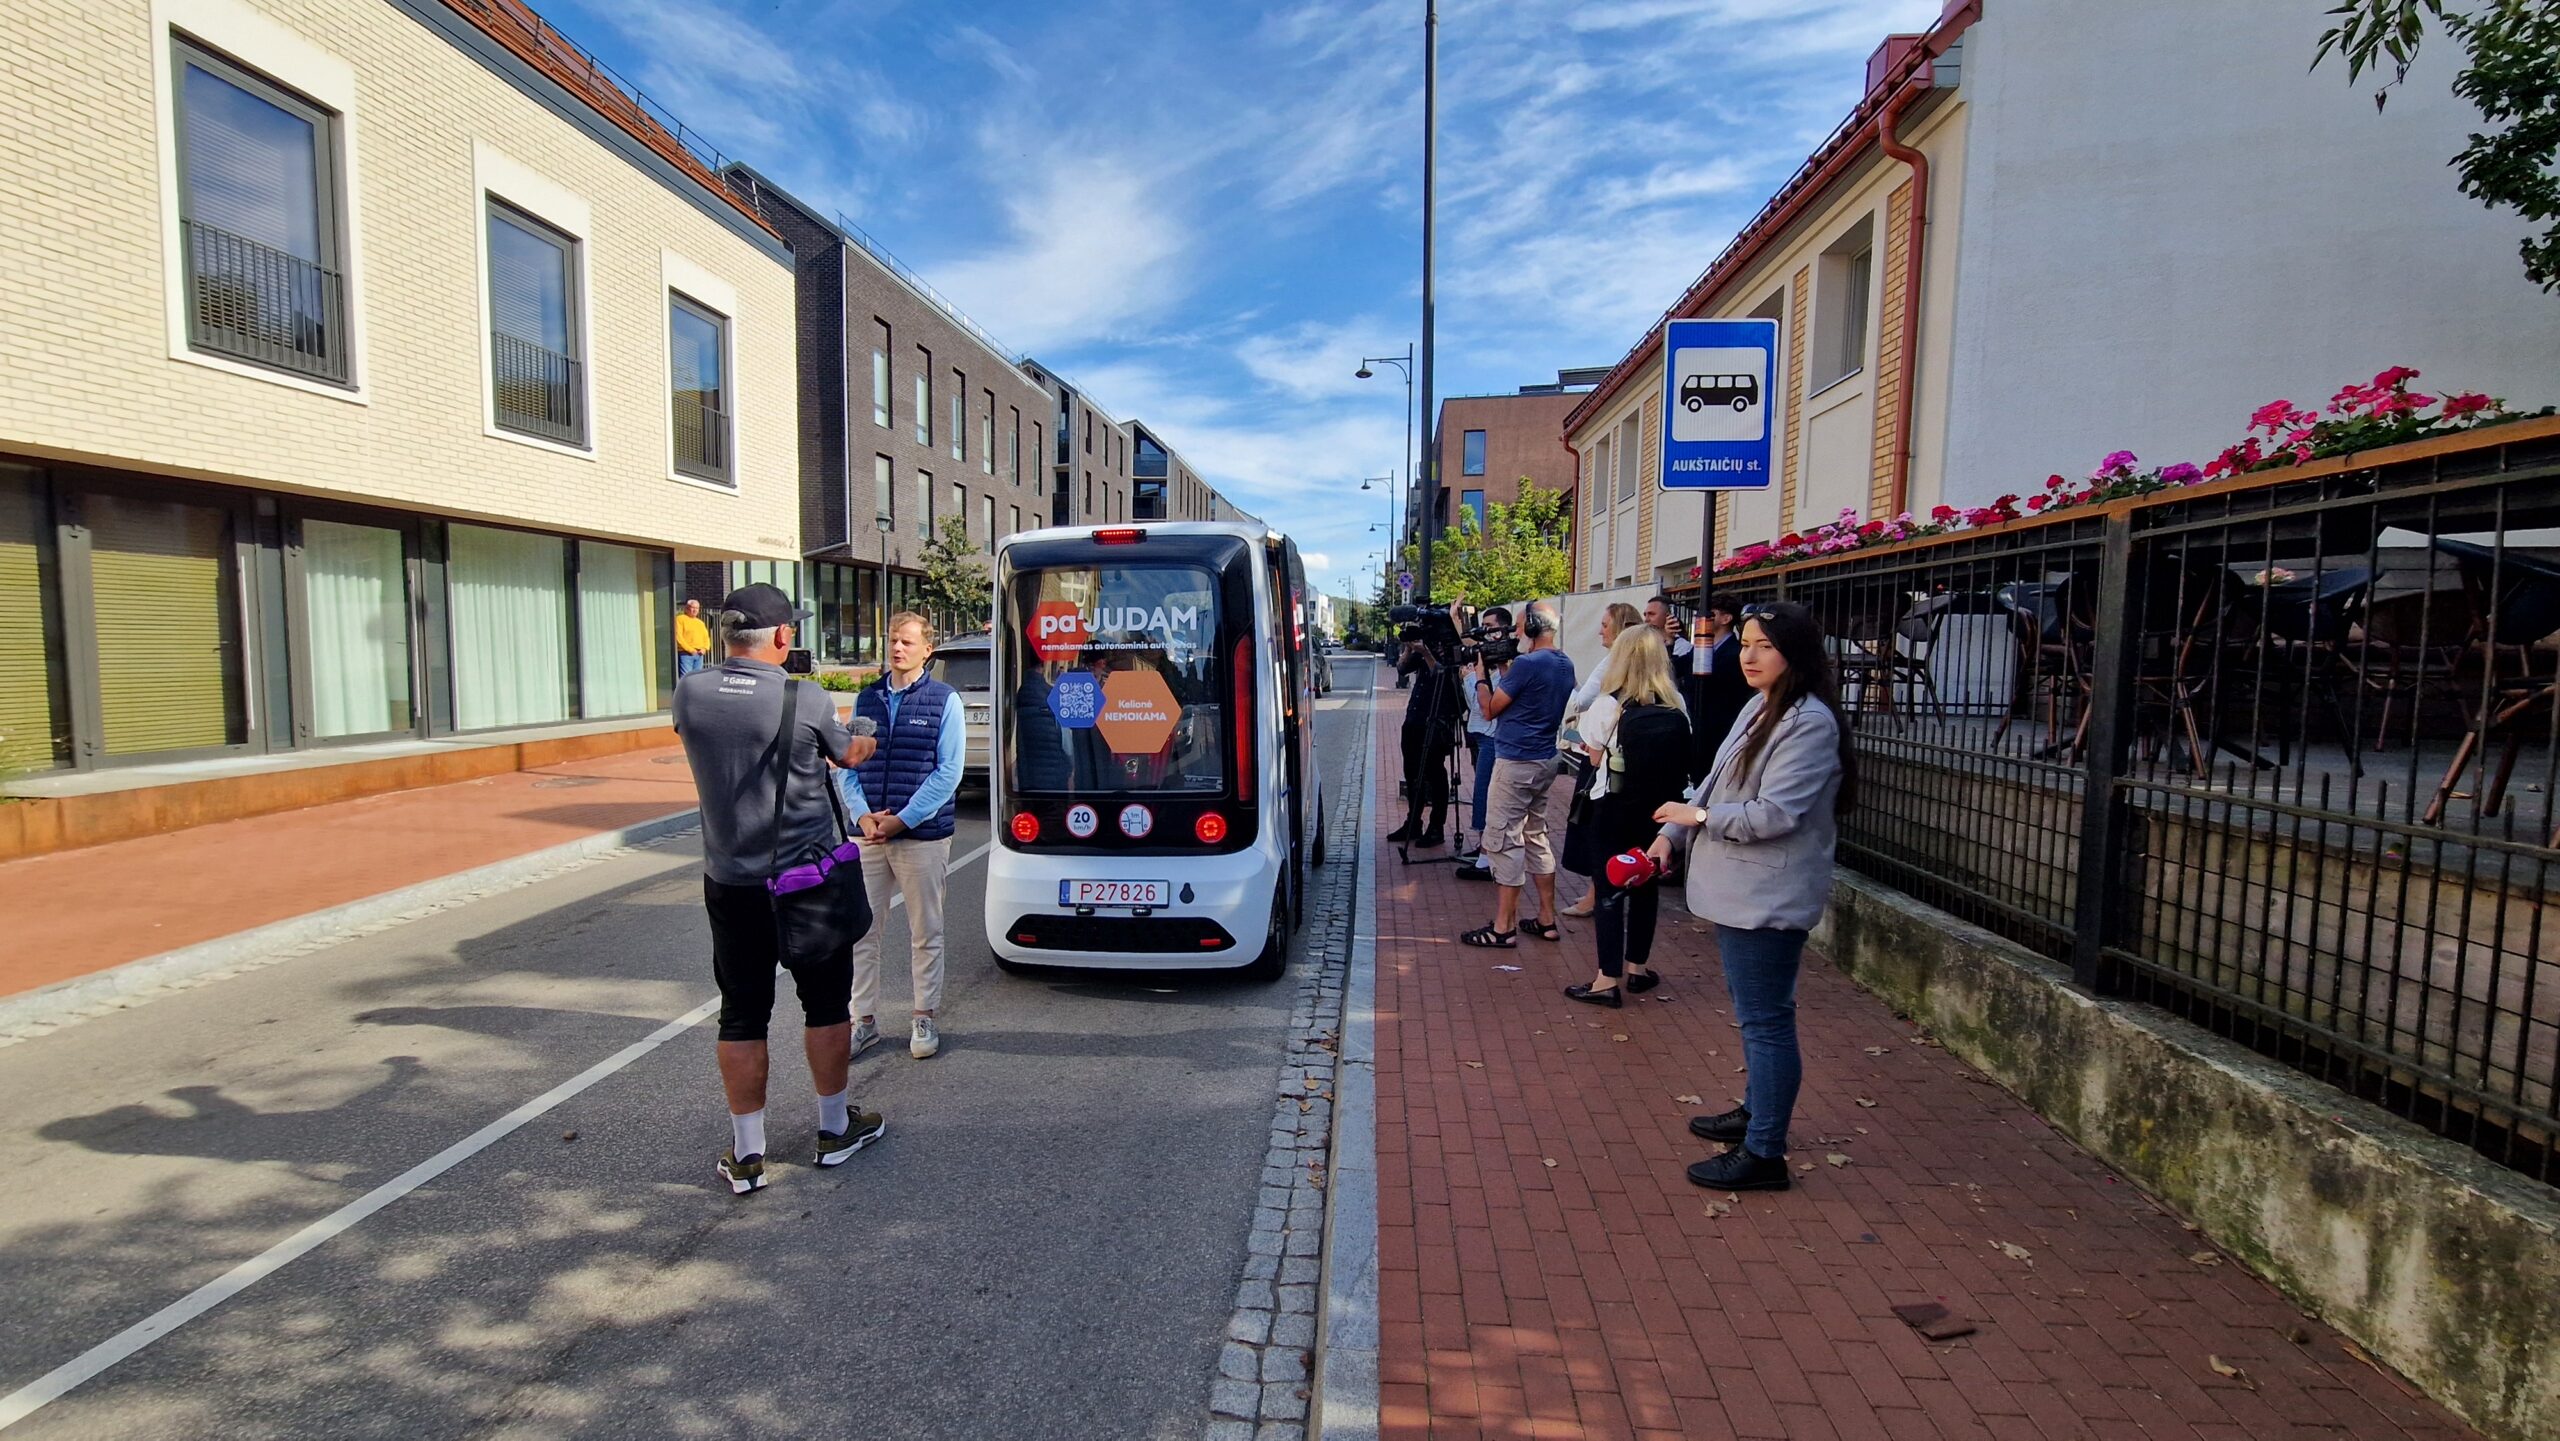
left=1491, top=964, right=1523, bottom=972
left=1855, top=1097, right=1877, bottom=1108
left=2188, top=1250, right=2223, bottom=1267
left=1703, top=1200, right=1733, bottom=1218
left=1304, top=1078, right=1323, bottom=1090
left=1612, top=1033, right=1630, bottom=1043
left=1864, top=1046, right=1893, bottom=1056
left=1826, top=1153, right=1853, bottom=1167
left=560, top=1131, right=578, bottom=1142
left=2207, top=1356, right=2252, bottom=1388
left=2286, top=1325, right=2310, bottom=1346
left=1797, top=1161, right=1816, bottom=1173
left=1461, top=1061, right=1485, bottom=1069
left=1674, top=1094, right=1704, bottom=1105
left=1993, top=1241, right=2033, bottom=1263
left=1541, top=1157, right=1559, bottom=1168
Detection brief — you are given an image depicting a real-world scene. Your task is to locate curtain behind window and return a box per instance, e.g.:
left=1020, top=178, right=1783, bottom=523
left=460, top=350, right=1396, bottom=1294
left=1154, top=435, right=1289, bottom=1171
left=448, top=524, right=568, bottom=730
left=577, top=541, right=658, bottom=718
left=0, top=468, right=69, bottom=771
left=179, top=59, right=321, bottom=260
left=304, top=518, right=410, bottom=738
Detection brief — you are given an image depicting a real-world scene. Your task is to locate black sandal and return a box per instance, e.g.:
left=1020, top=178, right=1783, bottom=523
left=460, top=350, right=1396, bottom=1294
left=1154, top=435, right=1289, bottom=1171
left=1521, top=918, right=1561, bottom=942
left=1459, top=925, right=1517, bottom=948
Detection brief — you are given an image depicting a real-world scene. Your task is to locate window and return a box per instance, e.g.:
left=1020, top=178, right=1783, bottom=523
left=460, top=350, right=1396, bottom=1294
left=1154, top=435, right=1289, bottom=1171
left=950, top=370, right=966, bottom=462
left=668, top=293, right=730, bottom=483
left=1084, top=410, right=1093, bottom=454
left=173, top=39, right=348, bottom=384
left=1462, top=430, right=1486, bottom=477
left=981, top=495, right=994, bottom=547
left=1615, top=414, right=1639, bottom=502
left=874, top=454, right=893, bottom=528
left=953, top=482, right=968, bottom=540
left=448, top=523, right=569, bottom=730
left=1085, top=473, right=1094, bottom=512
left=486, top=201, right=582, bottom=446
left=1461, top=489, right=1486, bottom=530
left=1009, top=504, right=1021, bottom=536
left=577, top=540, right=663, bottom=718
left=1009, top=408, right=1022, bottom=484
left=1033, top=425, right=1045, bottom=493
left=914, top=472, right=934, bottom=538
left=872, top=321, right=891, bottom=427
left=914, top=348, right=932, bottom=446
left=1814, top=219, right=1874, bottom=391
left=982, top=391, right=996, bottom=474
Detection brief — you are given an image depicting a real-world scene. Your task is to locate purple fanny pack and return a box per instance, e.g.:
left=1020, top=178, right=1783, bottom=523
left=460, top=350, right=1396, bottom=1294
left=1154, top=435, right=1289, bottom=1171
left=768, top=839, right=861, bottom=897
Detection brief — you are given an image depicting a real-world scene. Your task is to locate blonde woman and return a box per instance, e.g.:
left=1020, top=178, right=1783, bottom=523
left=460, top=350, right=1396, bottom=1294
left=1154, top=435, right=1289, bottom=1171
left=1559, top=601, right=1650, bottom=917
left=1563, top=627, right=1692, bottom=1005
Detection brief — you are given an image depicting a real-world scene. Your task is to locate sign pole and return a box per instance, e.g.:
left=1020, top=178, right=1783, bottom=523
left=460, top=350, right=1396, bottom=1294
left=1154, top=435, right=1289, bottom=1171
left=1696, top=490, right=1718, bottom=615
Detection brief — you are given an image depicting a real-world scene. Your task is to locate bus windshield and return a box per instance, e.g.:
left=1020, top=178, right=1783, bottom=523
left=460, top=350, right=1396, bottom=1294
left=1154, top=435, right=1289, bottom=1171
left=1005, top=561, right=1228, bottom=796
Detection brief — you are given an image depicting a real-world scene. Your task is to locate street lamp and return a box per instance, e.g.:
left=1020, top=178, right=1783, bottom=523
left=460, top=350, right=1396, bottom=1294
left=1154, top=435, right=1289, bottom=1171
left=1355, top=348, right=1414, bottom=586
left=875, top=512, right=894, bottom=666
left=1359, top=474, right=1397, bottom=597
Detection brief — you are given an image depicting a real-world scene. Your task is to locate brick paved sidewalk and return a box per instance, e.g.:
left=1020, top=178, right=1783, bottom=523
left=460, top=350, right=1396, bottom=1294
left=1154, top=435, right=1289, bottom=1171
left=1365, top=703, right=2475, bottom=1441
left=0, top=744, right=700, bottom=1000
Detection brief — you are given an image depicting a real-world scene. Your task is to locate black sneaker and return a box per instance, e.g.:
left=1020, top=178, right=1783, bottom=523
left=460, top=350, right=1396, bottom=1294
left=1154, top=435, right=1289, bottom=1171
left=717, top=1150, right=768, bottom=1195
left=1454, top=863, right=1493, bottom=882
left=1688, top=1106, right=1750, bottom=1142
left=1415, top=830, right=1445, bottom=849
left=1687, top=1146, right=1791, bottom=1191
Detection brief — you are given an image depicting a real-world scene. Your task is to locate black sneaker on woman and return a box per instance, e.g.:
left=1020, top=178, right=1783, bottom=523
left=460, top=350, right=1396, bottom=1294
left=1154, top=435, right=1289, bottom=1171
left=1686, top=1146, right=1791, bottom=1191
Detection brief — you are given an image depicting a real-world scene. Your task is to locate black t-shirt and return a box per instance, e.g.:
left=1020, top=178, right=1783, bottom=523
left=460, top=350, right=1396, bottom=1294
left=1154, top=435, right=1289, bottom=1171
left=672, top=659, right=856, bottom=886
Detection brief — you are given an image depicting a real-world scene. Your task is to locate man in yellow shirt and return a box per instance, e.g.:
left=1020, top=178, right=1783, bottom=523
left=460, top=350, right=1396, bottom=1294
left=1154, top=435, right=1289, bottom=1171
left=675, top=597, right=712, bottom=677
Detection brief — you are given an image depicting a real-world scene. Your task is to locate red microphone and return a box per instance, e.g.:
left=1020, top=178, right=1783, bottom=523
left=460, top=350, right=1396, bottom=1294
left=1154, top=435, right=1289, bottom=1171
left=1605, top=849, right=1660, bottom=890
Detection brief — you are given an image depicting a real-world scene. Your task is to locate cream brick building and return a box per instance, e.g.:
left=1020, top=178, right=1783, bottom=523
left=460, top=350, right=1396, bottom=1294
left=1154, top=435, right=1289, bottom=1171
left=1, top=0, right=798, bottom=773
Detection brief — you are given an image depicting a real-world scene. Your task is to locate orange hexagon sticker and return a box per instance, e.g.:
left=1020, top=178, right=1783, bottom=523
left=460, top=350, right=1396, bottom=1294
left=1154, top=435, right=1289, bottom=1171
left=1096, top=667, right=1180, bottom=755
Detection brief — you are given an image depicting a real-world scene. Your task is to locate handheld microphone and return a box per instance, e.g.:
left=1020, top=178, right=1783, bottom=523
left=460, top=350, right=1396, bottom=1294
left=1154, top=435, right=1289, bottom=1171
left=849, top=716, right=880, bottom=737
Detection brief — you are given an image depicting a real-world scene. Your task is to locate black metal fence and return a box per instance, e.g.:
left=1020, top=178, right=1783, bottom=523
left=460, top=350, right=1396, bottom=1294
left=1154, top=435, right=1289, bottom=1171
left=671, top=394, right=729, bottom=483
left=1710, top=422, right=2560, bottom=1186
left=181, top=219, right=347, bottom=385
left=491, top=330, right=582, bottom=446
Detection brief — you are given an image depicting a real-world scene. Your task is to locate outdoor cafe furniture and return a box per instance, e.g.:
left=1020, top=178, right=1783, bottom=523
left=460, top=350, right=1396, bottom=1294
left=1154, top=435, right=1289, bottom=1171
left=2419, top=537, right=2560, bottom=844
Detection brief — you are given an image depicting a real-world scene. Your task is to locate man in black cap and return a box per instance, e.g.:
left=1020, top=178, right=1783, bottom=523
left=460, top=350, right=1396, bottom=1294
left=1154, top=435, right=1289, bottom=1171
left=673, top=582, right=887, bottom=1194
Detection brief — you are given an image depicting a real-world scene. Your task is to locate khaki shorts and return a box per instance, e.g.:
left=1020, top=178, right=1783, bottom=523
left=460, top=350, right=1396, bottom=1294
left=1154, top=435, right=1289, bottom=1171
left=1480, top=757, right=1571, bottom=888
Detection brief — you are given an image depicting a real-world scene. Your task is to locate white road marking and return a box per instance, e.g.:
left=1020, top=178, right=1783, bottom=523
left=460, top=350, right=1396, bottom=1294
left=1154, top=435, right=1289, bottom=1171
left=0, top=839, right=994, bottom=1430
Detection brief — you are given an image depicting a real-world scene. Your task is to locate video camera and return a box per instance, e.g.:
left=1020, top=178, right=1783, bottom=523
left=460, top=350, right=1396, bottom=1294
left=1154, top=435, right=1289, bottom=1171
left=1389, top=605, right=1518, bottom=669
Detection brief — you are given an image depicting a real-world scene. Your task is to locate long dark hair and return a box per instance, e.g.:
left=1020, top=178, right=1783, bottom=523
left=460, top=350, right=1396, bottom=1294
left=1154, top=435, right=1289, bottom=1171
left=1730, top=601, right=1857, bottom=815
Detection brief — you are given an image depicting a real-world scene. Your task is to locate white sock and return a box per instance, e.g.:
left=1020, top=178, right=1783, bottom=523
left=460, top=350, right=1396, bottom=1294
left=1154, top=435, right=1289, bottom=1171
left=730, top=1109, right=766, bottom=1160
left=817, top=1090, right=849, bottom=1136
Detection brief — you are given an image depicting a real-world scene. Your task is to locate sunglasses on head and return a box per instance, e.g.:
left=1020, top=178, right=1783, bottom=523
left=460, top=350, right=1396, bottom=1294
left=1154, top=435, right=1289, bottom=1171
left=1740, top=606, right=1781, bottom=623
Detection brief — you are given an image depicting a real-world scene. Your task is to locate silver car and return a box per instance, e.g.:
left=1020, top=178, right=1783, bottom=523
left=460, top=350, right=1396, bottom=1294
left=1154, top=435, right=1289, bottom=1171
left=931, top=634, right=996, bottom=783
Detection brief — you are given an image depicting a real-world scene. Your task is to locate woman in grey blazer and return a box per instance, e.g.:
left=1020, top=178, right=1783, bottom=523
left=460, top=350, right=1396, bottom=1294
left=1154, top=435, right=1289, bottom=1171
left=1646, top=601, right=1856, bottom=1193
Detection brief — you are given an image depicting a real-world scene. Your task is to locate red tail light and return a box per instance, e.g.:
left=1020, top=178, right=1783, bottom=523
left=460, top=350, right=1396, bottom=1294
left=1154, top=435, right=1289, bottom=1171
left=1196, top=812, right=1228, bottom=844
left=1095, top=528, right=1144, bottom=545
left=1010, top=811, right=1041, bottom=843
left=1233, top=635, right=1254, bottom=803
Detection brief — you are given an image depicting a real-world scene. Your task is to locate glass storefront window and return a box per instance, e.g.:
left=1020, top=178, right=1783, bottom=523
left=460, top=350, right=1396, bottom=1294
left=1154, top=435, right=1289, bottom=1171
left=448, top=523, right=569, bottom=730
left=303, top=517, right=412, bottom=738
left=89, top=491, right=247, bottom=756
left=576, top=540, right=660, bottom=718
left=0, top=467, right=70, bottom=772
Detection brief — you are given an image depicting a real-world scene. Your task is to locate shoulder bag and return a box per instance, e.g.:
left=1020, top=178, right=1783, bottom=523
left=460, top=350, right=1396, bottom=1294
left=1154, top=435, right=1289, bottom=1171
left=764, top=679, right=873, bottom=966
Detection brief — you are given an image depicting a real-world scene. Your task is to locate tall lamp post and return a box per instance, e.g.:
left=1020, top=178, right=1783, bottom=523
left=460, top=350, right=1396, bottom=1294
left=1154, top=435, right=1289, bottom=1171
left=1417, top=0, right=1438, bottom=605
left=875, top=511, right=894, bottom=666
left=1355, top=349, right=1414, bottom=584
left=1360, top=475, right=1397, bottom=597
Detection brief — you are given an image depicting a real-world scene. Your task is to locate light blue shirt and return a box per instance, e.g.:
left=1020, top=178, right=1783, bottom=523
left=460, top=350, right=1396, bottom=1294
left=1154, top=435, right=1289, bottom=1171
left=835, top=675, right=967, bottom=833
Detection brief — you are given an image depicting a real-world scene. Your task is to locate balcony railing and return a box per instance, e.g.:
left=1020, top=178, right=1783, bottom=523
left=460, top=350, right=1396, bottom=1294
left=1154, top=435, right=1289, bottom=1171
left=491, top=330, right=582, bottom=446
left=181, top=219, right=348, bottom=384
left=672, top=392, right=730, bottom=482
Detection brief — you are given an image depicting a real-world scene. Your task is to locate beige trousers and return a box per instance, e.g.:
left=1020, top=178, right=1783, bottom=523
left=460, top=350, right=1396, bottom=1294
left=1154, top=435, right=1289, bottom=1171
left=850, top=836, right=951, bottom=1019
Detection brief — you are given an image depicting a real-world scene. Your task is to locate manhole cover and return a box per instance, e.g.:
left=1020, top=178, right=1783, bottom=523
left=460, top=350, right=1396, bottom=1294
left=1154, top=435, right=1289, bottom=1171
left=533, top=775, right=608, bottom=789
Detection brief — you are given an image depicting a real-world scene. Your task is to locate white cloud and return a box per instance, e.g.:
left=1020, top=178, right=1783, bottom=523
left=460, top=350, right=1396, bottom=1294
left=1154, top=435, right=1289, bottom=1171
left=932, top=161, right=1193, bottom=354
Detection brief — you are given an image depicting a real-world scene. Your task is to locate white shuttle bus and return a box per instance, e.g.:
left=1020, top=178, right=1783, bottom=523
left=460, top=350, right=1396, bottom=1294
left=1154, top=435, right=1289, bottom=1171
left=985, top=522, right=1323, bottom=980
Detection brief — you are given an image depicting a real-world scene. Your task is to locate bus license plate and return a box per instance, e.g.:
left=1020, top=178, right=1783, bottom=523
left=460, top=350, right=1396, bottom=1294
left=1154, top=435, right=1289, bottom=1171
left=1061, top=879, right=1171, bottom=909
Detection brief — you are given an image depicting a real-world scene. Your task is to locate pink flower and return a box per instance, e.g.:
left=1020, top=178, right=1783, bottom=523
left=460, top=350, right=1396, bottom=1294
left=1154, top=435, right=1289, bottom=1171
left=2251, top=399, right=2302, bottom=431
left=2159, top=462, right=2204, bottom=487
left=2442, top=392, right=2497, bottom=418
left=2373, top=365, right=2421, bottom=390
left=2026, top=494, right=2051, bottom=513
left=1930, top=504, right=1958, bottom=524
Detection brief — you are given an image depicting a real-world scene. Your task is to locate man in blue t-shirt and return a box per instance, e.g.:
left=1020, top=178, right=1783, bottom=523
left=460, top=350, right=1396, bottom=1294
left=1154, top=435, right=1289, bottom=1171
left=1460, top=602, right=1577, bottom=949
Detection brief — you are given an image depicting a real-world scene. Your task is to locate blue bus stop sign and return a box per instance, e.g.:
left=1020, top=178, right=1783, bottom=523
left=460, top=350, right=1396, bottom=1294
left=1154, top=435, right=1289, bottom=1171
left=1658, top=316, right=1781, bottom=491
left=1049, top=669, right=1101, bottom=729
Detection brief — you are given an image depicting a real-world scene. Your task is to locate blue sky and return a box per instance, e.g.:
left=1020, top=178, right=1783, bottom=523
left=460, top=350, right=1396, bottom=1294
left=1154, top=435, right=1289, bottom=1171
left=545, top=0, right=1941, bottom=597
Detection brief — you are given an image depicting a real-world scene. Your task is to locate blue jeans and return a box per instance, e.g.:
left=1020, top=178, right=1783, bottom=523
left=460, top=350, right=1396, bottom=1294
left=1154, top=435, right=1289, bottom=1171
left=1715, top=924, right=1807, bottom=1158
left=1467, top=734, right=1493, bottom=835
left=677, top=652, right=704, bottom=677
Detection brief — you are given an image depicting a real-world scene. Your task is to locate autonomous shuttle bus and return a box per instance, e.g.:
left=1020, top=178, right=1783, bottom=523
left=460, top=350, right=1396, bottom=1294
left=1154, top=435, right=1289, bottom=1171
left=985, top=522, right=1323, bottom=980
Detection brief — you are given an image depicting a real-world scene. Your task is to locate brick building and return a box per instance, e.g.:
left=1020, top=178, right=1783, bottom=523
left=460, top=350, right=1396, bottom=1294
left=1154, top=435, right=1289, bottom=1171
left=1416, top=371, right=1599, bottom=576
left=1, top=0, right=797, bottom=776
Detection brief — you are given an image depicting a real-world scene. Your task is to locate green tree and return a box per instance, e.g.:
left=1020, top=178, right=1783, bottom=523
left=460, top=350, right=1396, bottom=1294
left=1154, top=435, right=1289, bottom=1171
left=2315, top=0, right=2560, bottom=291
left=1428, top=481, right=1573, bottom=608
left=917, top=515, right=991, bottom=632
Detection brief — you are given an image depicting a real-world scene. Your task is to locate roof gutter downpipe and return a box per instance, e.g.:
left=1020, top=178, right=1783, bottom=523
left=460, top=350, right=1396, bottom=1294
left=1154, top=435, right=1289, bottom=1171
left=1877, top=77, right=1929, bottom=520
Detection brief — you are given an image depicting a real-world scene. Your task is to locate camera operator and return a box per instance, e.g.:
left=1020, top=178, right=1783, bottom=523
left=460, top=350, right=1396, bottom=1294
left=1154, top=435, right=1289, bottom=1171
left=1459, top=601, right=1576, bottom=949
left=1389, top=611, right=1464, bottom=847
left=1456, top=605, right=1513, bottom=872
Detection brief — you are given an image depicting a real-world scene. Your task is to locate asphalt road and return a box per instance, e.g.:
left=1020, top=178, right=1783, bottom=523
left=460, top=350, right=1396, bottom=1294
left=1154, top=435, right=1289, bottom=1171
left=0, top=658, right=1379, bottom=1440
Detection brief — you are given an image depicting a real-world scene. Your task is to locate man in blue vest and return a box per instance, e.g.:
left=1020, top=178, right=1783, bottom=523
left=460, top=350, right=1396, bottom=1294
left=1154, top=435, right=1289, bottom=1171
left=840, top=611, right=967, bottom=1060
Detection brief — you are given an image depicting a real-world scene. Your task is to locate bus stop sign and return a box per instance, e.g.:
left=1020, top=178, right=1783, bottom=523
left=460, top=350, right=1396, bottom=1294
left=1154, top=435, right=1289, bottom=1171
left=1659, top=316, right=1780, bottom=491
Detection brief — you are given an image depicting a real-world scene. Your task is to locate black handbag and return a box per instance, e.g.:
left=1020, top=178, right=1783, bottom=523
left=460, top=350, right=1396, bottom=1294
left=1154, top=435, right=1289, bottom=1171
left=762, top=679, right=873, bottom=965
